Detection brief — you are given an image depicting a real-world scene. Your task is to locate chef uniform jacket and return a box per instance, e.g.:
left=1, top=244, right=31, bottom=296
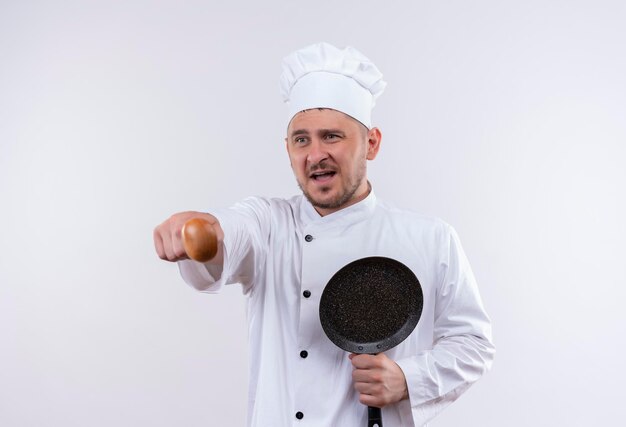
left=178, top=190, right=495, bottom=427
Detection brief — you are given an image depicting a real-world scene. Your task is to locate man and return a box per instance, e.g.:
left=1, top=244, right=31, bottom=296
left=154, top=42, right=494, bottom=426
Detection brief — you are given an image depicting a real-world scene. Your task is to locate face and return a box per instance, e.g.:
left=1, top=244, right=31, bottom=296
left=285, top=109, right=382, bottom=216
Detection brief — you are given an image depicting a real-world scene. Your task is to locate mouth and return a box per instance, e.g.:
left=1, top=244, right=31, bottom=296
left=309, top=170, right=337, bottom=183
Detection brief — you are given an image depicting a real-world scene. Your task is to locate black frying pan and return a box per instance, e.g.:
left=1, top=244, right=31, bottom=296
left=319, top=256, right=423, bottom=427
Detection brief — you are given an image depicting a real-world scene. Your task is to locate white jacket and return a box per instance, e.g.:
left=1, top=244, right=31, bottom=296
left=178, top=191, right=494, bottom=426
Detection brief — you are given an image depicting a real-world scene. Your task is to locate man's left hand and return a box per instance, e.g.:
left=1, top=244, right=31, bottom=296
left=349, top=353, right=409, bottom=408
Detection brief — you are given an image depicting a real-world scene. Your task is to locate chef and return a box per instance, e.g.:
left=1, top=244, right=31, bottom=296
left=153, top=42, right=495, bottom=427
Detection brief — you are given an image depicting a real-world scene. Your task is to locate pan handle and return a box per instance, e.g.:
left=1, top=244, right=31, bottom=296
left=181, top=218, right=218, bottom=262
left=368, top=406, right=382, bottom=427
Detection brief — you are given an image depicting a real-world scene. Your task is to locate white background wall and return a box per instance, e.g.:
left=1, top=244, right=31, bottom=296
left=1, top=1, right=624, bottom=425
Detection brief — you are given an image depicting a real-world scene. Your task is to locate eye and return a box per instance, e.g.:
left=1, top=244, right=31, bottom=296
left=325, top=133, right=339, bottom=140
left=293, top=136, right=308, bottom=145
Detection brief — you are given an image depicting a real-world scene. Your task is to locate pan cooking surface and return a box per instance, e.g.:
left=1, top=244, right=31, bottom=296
left=320, top=257, right=423, bottom=354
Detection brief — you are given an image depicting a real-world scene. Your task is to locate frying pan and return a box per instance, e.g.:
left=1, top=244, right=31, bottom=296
left=319, top=256, right=423, bottom=427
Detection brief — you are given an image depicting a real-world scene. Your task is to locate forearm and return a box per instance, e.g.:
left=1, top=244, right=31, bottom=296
left=396, top=333, right=494, bottom=411
left=177, top=199, right=269, bottom=294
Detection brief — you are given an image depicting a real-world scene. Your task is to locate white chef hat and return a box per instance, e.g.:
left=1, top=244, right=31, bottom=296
left=279, top=42, right=386, bottom=129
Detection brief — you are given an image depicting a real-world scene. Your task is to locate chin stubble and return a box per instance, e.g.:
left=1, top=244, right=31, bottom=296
left=296, top=161, right=366, bottom=210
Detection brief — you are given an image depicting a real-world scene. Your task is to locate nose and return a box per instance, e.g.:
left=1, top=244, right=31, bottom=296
left=306, top=138, right=328, bottom=166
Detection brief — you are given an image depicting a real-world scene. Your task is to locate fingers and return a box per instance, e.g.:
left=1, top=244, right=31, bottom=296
left=353, top=377, right=386, bottom=407
left=352, top=367, right=382, bottom=383
left=358, top=392, right=384, bottom=408
left=154, top=217, right=182, bottom=261
left=349, top=353, right=409, bottom=408
left=154, top=228, right=166, bottom=260
left=349, top=354, right=381, bottom=369
left=170, top=221, right=187, bottom=260
left=154, top=211, right=219, bottom=262
left=162, top=222, right=186, bottom=261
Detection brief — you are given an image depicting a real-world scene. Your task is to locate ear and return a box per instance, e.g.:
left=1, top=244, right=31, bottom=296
left=285, top=138, right=293, bottom=169
left=366, top=127, right=382, bottom=160
left=285, top=137, right=294, bottom=167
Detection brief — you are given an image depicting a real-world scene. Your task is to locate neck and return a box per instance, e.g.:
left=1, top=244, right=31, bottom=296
left=314, top=181, right=371, bottom=217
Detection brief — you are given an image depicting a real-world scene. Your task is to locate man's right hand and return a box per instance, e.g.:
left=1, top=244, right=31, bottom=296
left=153, top=211, right=223, bottom=262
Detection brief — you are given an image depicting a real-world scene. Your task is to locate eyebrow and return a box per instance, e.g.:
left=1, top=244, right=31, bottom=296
left=319, top=129, right=345, bottom=136
left=290, top=129, right=309, bottom=138
left=289, top=128, right=346, bottom=138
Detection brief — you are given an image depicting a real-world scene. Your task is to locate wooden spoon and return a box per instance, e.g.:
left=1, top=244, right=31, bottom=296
left=181, top=218, right=218, bottom=262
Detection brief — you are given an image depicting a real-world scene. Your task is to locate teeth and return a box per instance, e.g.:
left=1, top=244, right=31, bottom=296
left=312, top=172, right=334, bottom=179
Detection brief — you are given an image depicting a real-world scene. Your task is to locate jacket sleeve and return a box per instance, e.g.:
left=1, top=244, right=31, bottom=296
left=395, top=225, right=495, bottom=426
left=177, top=197, right=271, bottom=295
